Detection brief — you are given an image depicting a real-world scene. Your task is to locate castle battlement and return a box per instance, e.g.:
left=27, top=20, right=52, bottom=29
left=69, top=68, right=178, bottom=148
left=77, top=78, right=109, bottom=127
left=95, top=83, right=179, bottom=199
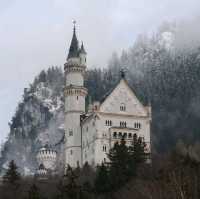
left=36, top=145, right=57, bottom=170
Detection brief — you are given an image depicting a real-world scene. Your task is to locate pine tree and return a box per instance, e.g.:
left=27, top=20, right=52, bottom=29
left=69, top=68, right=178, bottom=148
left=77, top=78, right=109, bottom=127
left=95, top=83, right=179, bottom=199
left=3, top=160, right=20, bottom=187
left=94, top=163, right=110, bottom=194
left=28, top=184, right=42, bottom=199
left=130, top=133, right=148, bottom=167
left=107, top=139, right=131, bottom=190
left=58, top=165, right=81, bottom=199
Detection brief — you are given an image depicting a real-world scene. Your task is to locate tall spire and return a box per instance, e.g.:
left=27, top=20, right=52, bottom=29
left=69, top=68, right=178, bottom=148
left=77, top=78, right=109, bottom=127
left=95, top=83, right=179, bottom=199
left=67, top=20, right=79, bottom=60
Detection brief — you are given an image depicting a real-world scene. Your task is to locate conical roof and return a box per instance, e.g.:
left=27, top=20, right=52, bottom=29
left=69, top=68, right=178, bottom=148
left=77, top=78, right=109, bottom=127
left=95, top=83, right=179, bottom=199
left=80, top=41, right=86, bottom=54
left=67, top=24, right=79, bottom=59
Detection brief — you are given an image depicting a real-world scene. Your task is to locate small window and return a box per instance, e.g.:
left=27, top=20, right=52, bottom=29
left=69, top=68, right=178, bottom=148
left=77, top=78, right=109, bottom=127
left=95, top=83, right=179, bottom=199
left=120, top=121, right=127, bottom=128
left=120, top=103, right=126, bottom=111
left=113, top=132, right=117, bottom=138
left=70, top=150, right=73, bottom=155
left=128, top=133, right=132, bottom=139
left=105, top=120, right=112, bottom=126
left=103, top=145, right=107, bottom=152
left=134, top=122, right=141, bottom=129
left=69, top=130, right=73, bottom=136
left=77, top=96, right=79, bottom=100
left=86, top=126, right=88, bottom=132
left=119, top=132, right=122, bottom=138
left=123, top=133, right=127, bottom=138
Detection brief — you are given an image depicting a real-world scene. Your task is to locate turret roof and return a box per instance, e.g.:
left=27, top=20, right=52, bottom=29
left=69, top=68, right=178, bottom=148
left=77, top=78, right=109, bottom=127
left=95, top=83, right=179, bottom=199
left=80, top=42, right=86, bottom=54
left=67, top=23, right=79, bottom=59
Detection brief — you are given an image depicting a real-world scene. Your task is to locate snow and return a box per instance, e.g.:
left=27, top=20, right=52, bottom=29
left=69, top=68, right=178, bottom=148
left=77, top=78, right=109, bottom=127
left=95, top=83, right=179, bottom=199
left=159, top=31, right=174, bottom=50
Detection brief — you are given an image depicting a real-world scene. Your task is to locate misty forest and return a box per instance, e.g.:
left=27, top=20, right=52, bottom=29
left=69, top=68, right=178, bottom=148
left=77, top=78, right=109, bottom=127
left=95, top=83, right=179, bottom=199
left=1, top=19, right=200, bottom=199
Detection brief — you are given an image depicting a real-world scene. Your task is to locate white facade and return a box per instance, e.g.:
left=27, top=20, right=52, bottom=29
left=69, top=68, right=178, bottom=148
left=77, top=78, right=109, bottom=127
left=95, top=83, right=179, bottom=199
left=81, top=79, right=151, bottom=166
left=64, top=26, right=151, bottom=169
left=64, top=28, right=87, bottom=168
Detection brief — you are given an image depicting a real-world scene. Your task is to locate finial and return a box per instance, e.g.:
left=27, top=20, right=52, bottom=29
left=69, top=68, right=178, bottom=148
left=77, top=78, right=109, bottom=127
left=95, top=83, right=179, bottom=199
left=73, top=20, right=76, bottom=31
left=120, top=68, right=126, bottom=79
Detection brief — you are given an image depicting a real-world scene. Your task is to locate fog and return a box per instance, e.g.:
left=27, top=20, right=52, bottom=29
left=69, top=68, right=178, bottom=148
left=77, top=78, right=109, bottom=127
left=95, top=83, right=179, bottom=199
left=0, top=0, right=200, bottom=143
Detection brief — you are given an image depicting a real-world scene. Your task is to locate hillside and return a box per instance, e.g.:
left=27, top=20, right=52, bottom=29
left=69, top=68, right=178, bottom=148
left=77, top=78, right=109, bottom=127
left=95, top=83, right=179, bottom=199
left=1, top=20, right=200, bottom=174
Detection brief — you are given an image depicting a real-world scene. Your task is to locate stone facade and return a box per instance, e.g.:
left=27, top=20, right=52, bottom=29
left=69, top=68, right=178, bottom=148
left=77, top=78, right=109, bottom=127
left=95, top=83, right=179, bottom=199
left=63, top=25, right=151, bottom=169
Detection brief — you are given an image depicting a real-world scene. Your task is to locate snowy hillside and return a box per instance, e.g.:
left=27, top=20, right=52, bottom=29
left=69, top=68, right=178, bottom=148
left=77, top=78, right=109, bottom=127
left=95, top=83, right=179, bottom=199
left=0, top=67, right=65, bottom=175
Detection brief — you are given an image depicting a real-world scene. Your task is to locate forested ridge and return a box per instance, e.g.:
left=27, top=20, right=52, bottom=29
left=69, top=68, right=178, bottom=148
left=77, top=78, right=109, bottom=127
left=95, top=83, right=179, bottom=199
left=1, top=20, right=200, bottom=198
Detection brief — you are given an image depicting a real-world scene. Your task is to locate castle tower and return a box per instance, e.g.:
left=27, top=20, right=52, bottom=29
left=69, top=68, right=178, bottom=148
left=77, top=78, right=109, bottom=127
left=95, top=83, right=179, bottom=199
left=64, top=22, right=87, bottom=168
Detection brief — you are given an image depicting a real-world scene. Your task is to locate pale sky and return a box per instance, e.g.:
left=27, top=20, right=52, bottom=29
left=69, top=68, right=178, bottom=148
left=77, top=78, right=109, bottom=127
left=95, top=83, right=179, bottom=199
left=0, top=0, right=200, bottom=143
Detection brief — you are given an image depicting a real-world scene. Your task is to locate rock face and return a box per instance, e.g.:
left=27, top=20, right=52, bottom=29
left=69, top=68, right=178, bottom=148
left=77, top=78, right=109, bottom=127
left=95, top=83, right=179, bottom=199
left=0, top=67, right=65, bottom=175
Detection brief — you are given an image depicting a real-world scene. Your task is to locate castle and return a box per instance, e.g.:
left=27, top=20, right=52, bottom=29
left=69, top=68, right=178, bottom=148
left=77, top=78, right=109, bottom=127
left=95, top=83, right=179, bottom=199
left=36, top=23, right=151, bottom=174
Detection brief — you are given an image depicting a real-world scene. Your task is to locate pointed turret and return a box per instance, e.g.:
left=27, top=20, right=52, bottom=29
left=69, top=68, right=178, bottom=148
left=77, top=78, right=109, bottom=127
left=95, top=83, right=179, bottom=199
left=79, top=41, right=87, bottom=65
left=67, top=22, right=79, bottom=60
left=80, top=41, right=86, bottom=54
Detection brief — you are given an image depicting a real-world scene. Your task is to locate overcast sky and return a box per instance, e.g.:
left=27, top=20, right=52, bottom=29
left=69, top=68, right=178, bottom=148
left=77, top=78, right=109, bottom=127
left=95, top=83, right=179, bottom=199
left=0, top=0, right=200, bottom=143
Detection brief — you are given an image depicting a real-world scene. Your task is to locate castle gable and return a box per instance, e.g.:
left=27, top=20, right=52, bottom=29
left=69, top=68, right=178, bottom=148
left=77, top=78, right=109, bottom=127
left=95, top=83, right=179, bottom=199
left=99, top=79, right=148, bottom=116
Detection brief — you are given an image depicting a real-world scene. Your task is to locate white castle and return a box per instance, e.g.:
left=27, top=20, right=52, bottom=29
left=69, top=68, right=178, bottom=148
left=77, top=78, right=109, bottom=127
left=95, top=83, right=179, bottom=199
left=36, top=23, right=151, bottom=174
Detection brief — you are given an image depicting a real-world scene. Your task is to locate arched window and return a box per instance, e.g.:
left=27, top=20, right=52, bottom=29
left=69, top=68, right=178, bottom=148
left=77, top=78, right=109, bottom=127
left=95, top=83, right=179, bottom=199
left=123, top=133, right=127, bottom=138
left=120, top=121, right=127, bottom=128
left=120, top=103, right=126, bottom=111
left=134, top=122, right=141, bottom=129
left=103, top=145, right=107, bottom=152
left=105, top=120, right=112, bottom=126
left=113, top=132, right=117, bottom=138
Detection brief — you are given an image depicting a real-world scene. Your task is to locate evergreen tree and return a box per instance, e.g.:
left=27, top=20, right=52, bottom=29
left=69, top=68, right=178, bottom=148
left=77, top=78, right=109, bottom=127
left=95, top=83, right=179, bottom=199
left=3, top=160, right=20, bottom=187
left=94, top=163, right=110, bottom=194
left=58, top=165, right=81, bottom=199
left=107, top=139, right=131, bottom=190
left=27, top=184, right=42, bottom=199
left=129, top=133, right=148, bottom=167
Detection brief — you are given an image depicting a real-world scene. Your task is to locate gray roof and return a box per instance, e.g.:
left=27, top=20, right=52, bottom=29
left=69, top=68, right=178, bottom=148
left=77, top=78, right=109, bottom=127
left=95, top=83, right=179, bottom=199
left=67, top=26, right=79, bottom=59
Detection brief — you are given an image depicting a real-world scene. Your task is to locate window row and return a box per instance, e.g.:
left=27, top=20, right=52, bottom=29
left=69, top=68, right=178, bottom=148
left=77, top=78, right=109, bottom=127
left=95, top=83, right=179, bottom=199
left=113, top=132, right=134, bottom=139
left=105, top=121, right=142, bottom=129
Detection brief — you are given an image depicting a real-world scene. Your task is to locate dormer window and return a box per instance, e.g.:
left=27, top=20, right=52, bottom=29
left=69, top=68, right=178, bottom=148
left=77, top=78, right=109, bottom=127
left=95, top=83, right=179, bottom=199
left=120, top=103, right=126, bottom=111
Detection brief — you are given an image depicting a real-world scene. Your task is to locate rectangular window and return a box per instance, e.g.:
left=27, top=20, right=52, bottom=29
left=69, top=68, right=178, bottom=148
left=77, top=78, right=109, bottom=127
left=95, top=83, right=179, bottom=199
left=69, top=130, right=73, bottom=136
